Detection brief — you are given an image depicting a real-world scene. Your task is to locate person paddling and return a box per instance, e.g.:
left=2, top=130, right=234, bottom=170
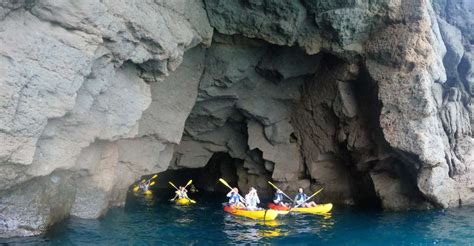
left=139, top=180, right=150, bottom=193
left=273, top=189, right=290, bottom=207
left=245, top=187, right=261, bottom=211
left=294, top=187, right=317, bottom=208
left=172, top=186, right=189, bottom=200
left=227, top=187, right=245, bottom=208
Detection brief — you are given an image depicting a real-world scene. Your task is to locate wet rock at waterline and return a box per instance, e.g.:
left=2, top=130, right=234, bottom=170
left=1, top=0, right=473, bottom=238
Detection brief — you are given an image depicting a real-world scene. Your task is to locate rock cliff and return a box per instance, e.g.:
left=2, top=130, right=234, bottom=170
left=0, top=0, right=473, bottom=238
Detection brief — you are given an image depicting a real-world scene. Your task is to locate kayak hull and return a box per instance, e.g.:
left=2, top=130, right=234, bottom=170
left=268, top=203, right=333, bottom=214
left=175, top=198, right=192, bottom=205
left=224, top=206, right=279, bottom=220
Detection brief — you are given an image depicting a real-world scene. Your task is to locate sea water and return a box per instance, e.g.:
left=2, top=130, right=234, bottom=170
left=1, top=194, right=473, bottom=245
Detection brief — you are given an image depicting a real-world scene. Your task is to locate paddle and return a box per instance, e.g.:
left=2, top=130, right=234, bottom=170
left=218, top=178, right=233, bottom=190
left=184, top=180, right=193, bottom=189
left=133, top=174, right=158, bottom=192
left=218, top=178, right=246, bottom=203
left=268, top=181, right=294, bottom=202
left=169, top=181, right=179, bottom=190
left=288, top=188, right=323, bottom=213
left=147, top=174, right=158, bottom=182
left=139, top=174, right=158, bottom=185
left=169, top=181, right=196, bottom=203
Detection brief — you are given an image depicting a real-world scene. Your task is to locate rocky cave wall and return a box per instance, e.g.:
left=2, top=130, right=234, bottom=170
left=170, top=34, right=317, bottom=198
left=0, top=0, right=473, bottom=238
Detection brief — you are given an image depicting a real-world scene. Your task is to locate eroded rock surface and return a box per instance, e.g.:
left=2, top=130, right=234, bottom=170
left=0, top=0, right=473, bottom=238
left=0, top=0, right=211, bottom=237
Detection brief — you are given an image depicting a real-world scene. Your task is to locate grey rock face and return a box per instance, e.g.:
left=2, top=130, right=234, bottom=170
left=170, top=35, right=311, bottom=197
left=0, top=0, right=473, bottom=238
left=434, top=0, right=474, bottom=41
left=0, top=171, right=76, bottom=237
left=204, top=0, right=306, bottom=46
left=0, top=0, right=211, bottom=237
left=202, top=0, right=473, bottom=209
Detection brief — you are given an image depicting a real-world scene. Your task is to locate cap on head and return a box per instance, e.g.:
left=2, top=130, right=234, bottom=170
left=298, top=187, right=303, bottom=192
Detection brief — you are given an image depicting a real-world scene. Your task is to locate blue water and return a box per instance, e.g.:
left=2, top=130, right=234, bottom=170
left=1, top=195, right=474, bottom=245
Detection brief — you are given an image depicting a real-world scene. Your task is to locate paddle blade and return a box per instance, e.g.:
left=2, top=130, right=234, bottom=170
left=133, top=186, right=140, bottom=192
left=190, top=199, right=197, bottom=204
left=268, top=181, right=278, bottom=190
left=185, top=180, right=193, bottom=187
left=169, top=181, right=178, bottom=190
left=141, top=179, right=146, bottom=183
left=149, top=181, right=156, bottom=186
left=151, top=174, right=158, bottom=179
left=219, top=178, right=232, bottom=190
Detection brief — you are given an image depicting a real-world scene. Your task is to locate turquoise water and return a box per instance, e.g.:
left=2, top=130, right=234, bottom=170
left=1, top=194, right=474, bottom=245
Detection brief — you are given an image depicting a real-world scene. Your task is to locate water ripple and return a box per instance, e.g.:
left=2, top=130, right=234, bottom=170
left=1, top=197, right=473, bottom=245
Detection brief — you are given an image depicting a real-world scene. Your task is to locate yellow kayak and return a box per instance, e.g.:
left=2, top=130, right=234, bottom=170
left=268, top=203, right=333, bottom=214
left=224, top=206, right=279, bottom=220
left=175, top=198, right=192, bottom=205
left=143, top=190, right=153, bottom=196
left=291, top=203, right=333, bottom=214
left=132, top=185, right=152, bottom=196
left=133, top=186, right=140, bottom=192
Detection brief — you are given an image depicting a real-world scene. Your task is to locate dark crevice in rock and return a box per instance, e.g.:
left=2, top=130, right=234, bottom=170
left=132, top=152, right=241, bottom=201
left=1, top=0, right=474, bottom=238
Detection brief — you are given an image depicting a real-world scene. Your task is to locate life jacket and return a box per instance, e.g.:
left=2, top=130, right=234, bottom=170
left=273, top=192, right=283, bottom=203
left=228, top=193, right=240, bottom=204
left=295, top=193, right=307, bottom=204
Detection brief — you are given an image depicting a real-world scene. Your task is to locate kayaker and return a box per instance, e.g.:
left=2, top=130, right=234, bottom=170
left=139, top=180, right=150, bottom=193
left=273, top=189, right=290, bottom=207
left=244, top=187, right=261, bottom=211
left=227, top=187, right=245, bottom=208
left=171, top=186, right=189, bottom=201
left=294, top=187, right=317, bottom=207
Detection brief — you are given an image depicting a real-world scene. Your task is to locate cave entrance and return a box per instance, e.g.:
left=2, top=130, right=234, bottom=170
left=146, top=152, right=241, bottom=201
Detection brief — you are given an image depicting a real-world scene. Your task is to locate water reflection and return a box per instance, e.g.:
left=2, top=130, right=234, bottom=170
left=222, top=211, right=334, bottom=242
left=319, top=213, right=335, bottom=229
left=259, top=228, right=287, bottom=238
left=132, top=192, right=157, bottom=207
left=2, top=200, right=473, bottom=245
left=223, top=215, right=288, bottom=242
